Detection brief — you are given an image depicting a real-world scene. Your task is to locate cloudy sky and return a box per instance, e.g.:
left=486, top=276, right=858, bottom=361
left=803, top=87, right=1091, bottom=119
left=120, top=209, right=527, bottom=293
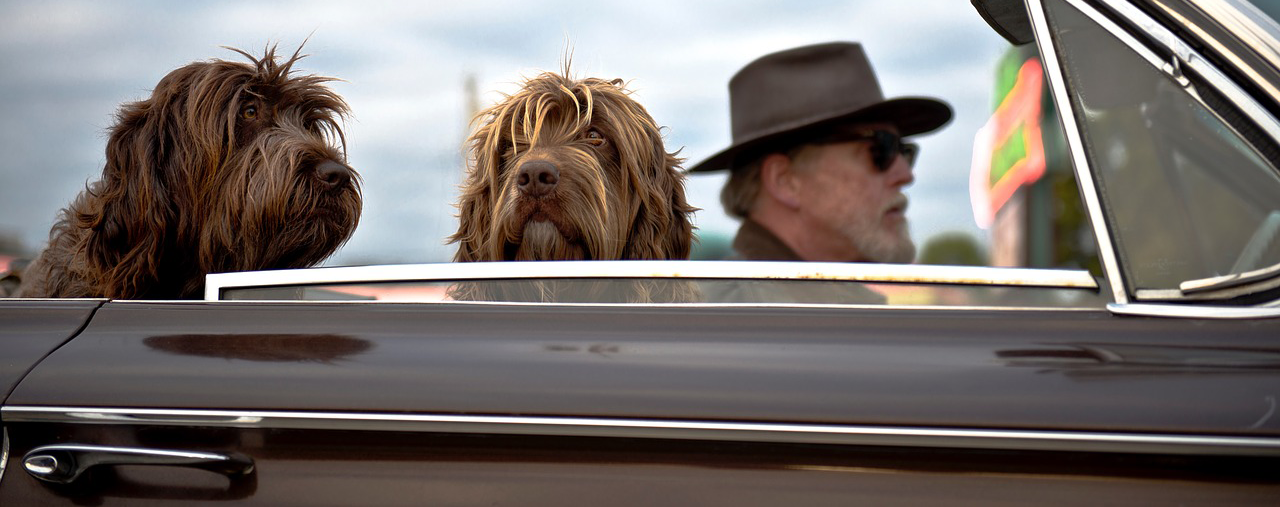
left=0, top=0, right=1013, bottom=266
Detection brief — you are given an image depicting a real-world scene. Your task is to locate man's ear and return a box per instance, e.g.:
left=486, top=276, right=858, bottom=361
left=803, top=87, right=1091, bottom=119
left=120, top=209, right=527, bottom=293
left=759, top=153, right=801, bottom=209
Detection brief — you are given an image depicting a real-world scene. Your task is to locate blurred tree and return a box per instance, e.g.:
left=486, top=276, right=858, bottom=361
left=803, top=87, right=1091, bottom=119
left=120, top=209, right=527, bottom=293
left=919, top=232, right=988, bottom=266
left=0, top=231, right=27, bottom=257
left=691, top=230, right=733, bottom=260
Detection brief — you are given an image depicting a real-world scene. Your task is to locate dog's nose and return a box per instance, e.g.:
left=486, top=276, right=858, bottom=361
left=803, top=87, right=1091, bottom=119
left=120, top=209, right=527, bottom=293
left=314, top=159, right=354, bottom=188
left=517, top=160, right=559, bottom=197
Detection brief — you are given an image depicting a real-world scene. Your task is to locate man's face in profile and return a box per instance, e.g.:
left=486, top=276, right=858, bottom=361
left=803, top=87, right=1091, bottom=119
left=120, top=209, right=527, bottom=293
left=792, top=124, right=917, bottom=263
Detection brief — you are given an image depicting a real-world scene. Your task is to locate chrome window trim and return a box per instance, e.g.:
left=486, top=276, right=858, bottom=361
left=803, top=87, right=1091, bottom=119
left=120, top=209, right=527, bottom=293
left=1167, top=0, right=1280, bottom=103
left=5, top=406, right=1279, bottom=457
left=0, top=427, right=8, bottom=484
left=1108, top=302, right=1280, bottom=318
left=115, top=299, right=1109, bottom=312
left=1026, top=0, right=1131, bottom=305
left=203, top=260, right=1099, bottom=301
left=0, top=298, right=109, bottom=303
left=1206, top=0, right=1280, bottom=59
left=1099, top=0, right=1280, bottom=143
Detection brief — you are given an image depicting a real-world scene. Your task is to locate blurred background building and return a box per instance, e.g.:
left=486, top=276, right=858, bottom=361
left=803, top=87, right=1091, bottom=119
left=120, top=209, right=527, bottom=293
left=970, top=45, right=1100, bottom=274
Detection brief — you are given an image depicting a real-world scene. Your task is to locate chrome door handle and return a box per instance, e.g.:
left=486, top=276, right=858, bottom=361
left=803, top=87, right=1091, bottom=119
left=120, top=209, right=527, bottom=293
left=23, top=444, right=254, bottom=484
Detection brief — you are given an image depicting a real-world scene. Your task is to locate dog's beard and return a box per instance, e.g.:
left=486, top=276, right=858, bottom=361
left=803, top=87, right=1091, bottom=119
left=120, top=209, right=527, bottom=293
left=491, top=148, right=620, bottom=261
left=512, top=221, right=586, bottom=261
left=204, top=124, right=361, bottom=273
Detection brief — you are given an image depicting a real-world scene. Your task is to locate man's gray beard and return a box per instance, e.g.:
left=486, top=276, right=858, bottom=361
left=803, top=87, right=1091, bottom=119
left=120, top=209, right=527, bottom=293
left=853, top=222, right=916, bottom=264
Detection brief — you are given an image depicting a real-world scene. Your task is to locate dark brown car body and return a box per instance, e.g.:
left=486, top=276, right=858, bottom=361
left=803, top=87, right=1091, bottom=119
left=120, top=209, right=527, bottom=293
left=2, top=299, right=1278, bottom=505
left=3, top=0, right=1280, bottom=504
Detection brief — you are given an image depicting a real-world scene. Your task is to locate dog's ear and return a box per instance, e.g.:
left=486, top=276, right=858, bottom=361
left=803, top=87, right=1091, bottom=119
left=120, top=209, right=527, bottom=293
left=75, top=94, right=179, bottom=298
left=661, top=153, right=697, bottom=259
left=451, top=183, right=490, bottom=262
left=623, top=148, right=696, bottom=260
left=450, top=122, right=504, bottom=262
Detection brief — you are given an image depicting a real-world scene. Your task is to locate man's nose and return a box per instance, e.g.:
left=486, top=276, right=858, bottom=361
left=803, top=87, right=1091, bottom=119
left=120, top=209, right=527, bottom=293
left=885, top=154, right=914, bottom=188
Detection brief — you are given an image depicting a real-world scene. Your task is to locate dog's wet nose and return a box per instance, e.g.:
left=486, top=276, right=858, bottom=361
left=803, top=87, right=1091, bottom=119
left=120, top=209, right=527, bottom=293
left=315, top=159, right=354, bottom=188
left=517, top=160, right=559, bottom=196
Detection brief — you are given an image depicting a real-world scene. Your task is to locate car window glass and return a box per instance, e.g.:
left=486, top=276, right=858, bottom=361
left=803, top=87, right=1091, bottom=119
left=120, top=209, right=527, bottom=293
left=1046, top=0, right=1280, bottom=292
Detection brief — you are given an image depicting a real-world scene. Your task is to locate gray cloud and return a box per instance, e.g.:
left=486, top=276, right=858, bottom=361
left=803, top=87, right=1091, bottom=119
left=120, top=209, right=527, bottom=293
left=0, top=0, right=1012, bottom=265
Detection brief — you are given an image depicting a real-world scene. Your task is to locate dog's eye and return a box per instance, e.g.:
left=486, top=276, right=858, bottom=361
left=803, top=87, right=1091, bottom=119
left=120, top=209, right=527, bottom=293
left=585, top=129, right=606, bottom=146
left=241, top=105, right=258, bottom=120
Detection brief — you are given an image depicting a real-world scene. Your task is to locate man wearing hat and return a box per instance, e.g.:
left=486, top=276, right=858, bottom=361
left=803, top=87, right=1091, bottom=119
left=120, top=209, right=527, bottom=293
left=689, top=42, right=952, bottom=264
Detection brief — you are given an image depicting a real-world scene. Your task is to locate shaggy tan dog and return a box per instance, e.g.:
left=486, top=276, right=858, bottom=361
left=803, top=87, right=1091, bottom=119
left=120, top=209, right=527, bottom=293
left=448, top=69, right=697, bottom=303
left=450, top=70, right=694, bottom=262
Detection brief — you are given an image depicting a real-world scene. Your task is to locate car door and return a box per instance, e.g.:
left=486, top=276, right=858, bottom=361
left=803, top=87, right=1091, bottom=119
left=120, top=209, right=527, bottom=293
left=2, top=297, right=1278, bottom=505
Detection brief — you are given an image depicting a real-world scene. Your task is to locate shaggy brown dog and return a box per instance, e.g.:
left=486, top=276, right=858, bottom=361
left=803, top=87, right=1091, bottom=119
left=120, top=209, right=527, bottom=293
left=447, top=69, right=697, bottom=303
left=15, top=46, right=361, bottom=299
left=450, top=70, right=695, bottom=262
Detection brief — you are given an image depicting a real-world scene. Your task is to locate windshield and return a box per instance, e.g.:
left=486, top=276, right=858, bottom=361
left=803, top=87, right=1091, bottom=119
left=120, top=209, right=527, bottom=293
left=1046, top=0, right=1280, bottom=295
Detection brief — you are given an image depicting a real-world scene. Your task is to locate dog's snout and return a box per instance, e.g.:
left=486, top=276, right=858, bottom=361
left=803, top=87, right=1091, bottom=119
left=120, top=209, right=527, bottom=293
left=314, top=159, right=354, bottom=188
left=517, top=160, right=559, bottom=196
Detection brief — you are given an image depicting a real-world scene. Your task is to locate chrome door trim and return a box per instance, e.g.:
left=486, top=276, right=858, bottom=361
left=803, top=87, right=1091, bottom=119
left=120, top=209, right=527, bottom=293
left=204, top=261, right=1099, bottom=301
left=1107, top=302, right=1280, bottom=319
left=6, top=406, right=1279, bottom=457
left=118, top=299, right=1111, bottom=312
left=1025, top=0, right=1130, bottom=305
left=0, top=427, right=8, bottom=484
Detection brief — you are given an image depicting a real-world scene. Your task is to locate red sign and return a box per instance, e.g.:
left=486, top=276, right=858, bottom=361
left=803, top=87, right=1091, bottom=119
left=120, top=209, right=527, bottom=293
left=971, top=58, right=1047, bottom=228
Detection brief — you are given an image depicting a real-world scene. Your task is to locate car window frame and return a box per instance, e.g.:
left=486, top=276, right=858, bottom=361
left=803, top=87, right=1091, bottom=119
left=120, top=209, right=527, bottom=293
left=1028, top=0, right=1280, bottom=317
left=201, top=260, right=1103, bottom=310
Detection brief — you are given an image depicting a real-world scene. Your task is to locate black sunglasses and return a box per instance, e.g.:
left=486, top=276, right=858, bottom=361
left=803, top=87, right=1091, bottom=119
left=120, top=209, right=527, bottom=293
left=816, top=129, right=919, bottom=172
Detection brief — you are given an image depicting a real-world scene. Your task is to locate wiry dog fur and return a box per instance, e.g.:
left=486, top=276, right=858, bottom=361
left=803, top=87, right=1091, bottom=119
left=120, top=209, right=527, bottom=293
left=448, top=69, right=697, bottom=303
left=15, top=46, right=361, bottom=299
left=450, top=69, right=695, bottom=262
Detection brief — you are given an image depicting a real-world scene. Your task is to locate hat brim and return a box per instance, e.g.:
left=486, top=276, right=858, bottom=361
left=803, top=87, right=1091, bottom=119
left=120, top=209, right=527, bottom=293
left=686, top=97, right=953, bottom=173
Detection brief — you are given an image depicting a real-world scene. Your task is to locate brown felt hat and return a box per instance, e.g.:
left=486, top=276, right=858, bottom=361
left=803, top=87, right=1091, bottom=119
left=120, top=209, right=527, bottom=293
left=687, top=42, right=953, bottom=173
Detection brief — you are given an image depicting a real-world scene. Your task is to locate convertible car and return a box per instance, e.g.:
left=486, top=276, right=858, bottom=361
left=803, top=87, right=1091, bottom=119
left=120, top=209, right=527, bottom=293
left=2, top=0, right=1278, bottom=504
